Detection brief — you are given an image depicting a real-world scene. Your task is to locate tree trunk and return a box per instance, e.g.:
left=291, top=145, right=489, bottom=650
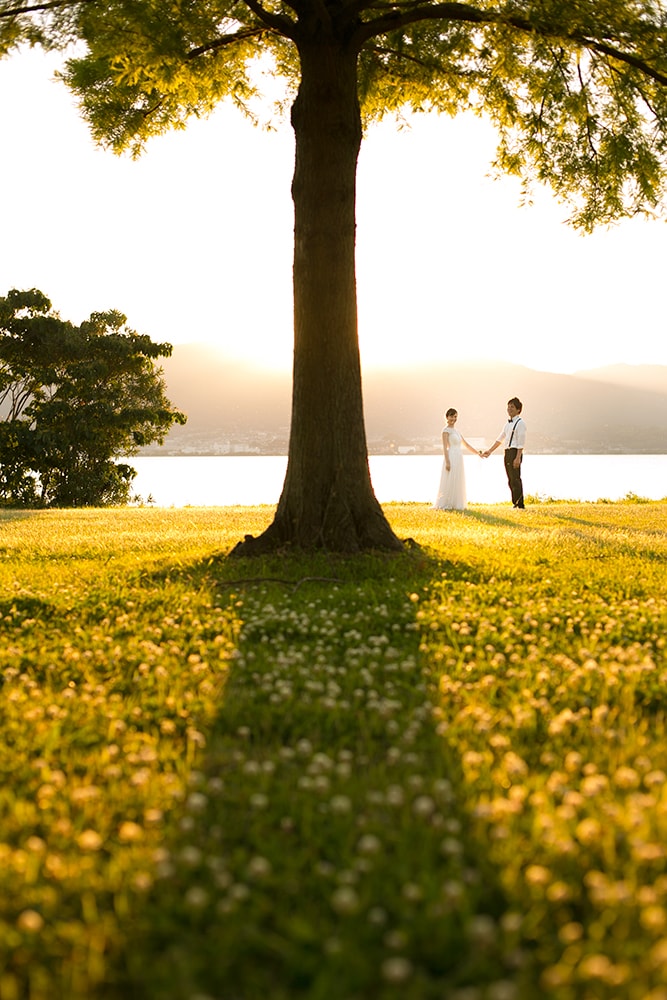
left=232, top=39, right=403, bottom=555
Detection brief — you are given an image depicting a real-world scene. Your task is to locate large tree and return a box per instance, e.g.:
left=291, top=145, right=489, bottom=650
left=0, top=288, right=186, bottom=506
left=2, top=1, right=667, bottom=548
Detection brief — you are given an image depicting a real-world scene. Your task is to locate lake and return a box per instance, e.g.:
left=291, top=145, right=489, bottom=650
left=128, top=454, right=667, bottom=507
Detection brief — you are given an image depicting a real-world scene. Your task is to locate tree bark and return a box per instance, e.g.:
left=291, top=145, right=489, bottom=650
left=232, top=38, right=403, bottom=555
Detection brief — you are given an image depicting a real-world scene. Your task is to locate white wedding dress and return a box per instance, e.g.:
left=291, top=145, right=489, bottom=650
left=434, top=427, right=467, bottom=510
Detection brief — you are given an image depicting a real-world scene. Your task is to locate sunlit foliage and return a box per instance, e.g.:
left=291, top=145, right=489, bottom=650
left=3, top=1, right=667, bottom=228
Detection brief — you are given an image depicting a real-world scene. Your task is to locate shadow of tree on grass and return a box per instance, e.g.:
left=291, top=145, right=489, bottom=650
left=98, top=546, right=542, bottom=1000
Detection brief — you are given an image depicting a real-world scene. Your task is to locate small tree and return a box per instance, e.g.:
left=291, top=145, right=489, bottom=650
left=0, top=288, right=186, bottom=507
left=3, top=1, right=667, bottom=546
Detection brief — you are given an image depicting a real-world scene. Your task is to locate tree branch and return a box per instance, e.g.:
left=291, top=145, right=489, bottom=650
left=0, top=0, right=85, bottom=17
left=241, top=0, right=298, bottom=39
left=352, top=2, right=667, bottom=88
left=186, top=25, right=268, bottom=60
left=583, top=36, right=667, bottom=87
left=353, top=1, right=492, bottom=43
left=574, top=58, right=599, bottom=159
left=367, top=41, right=453, bottom=72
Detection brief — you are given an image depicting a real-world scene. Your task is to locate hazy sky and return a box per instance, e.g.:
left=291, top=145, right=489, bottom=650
left=2, top=46, right=667, bottom=375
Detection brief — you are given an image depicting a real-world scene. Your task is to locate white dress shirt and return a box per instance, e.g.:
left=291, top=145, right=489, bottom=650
left=496, top=417, right=526, bottom=450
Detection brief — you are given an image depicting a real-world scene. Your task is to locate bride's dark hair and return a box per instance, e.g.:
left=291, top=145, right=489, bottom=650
left=445, top=408, right=457, bottom=418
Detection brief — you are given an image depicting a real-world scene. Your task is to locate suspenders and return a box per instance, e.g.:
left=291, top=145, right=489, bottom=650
left=507, top=418, right=522, bottom=449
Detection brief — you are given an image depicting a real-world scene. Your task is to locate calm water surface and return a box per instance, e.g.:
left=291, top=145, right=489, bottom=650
left=128, top=454, right=667, bottom=507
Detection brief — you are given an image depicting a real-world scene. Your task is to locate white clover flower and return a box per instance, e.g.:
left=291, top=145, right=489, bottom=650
left=381, top=957, right=413, bottom=983
left=524, top=864, right=551, bottom=887
left=133, top=872, right=153, bottom=892
left=640, top=906, right=667, bottom=932
left=575, top=817, right=602, bottom=845
left=487, top=982, right=517, bottom=1000
left=155, top=850, right=175, bottom=878
left=581, top=773, right=608, bottom=796
left=25, top=836, right=46, bottom=853
left=413, top=795, right=436, bottom=817
left=330, top=795, right=352, bottom=814
left=324, top=936, right=342, bottom=955
left=402, top=882, right=423, bottom=902
left=186, top=791, right=208, bottom=813
left=502, top=752, right=528, bottom=778
left=130, top=769, right=152, bottom=788
left=330, top=887, right=360, bottom=915
left=384, top=929, right=408, bottom=950
left=17, top=910, right=44, bottom=933
left=179, top=846, right=203, bottom=867
left=357, top=834, right=382, bottom=855
left=249, top=793, right=269, bottom=809
left=184, top=886, right=209, bottom=910
left=247, top=856, right=272, bottom=880
left=613, top=766, right=640, bottom=789
left=442, top=880, right=465, bottom=904
left=500, top=911, right=523, bottom=934
left=386, top=785, right=405, bottom=807
left=118, top=821, right=144, bottom=843
left=214, top=870, right=233, bottom=890
left=468, top=915, right=497, bottom=947
left=78, top=829, right=103, bottom=852
left=577, top=954, right=616, bottom=981
left=440, top=837, right=463, bottom=857
left=308, top=753, right=333, bottom=774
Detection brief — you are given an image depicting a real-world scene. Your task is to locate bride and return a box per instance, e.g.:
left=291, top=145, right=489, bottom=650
left=433, top=408, right=479, bottom=511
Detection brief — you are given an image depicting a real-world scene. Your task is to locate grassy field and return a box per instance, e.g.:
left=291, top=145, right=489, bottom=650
left=1, top=501, right=666, bottom=1000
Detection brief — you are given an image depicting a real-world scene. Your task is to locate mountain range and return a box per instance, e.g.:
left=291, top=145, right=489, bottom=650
left=152, top=345, right=667, bottom=454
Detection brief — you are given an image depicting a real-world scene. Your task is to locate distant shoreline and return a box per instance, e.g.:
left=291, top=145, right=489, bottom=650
left=140, top=449, right=667, bottom=458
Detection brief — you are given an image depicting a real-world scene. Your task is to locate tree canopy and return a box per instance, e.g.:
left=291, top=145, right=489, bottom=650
left=0, top=288, right=186, bottom=506
left=2, top=0, right=667, bottom=546
left=5, top=0, right=667, bottom=228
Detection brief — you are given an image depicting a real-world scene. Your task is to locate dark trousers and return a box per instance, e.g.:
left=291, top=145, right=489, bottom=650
left=504, top=448, right=524, bottom=508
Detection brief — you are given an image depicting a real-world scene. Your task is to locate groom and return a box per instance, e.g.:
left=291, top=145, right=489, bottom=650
left=482, top=397, right=527, bottom=508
